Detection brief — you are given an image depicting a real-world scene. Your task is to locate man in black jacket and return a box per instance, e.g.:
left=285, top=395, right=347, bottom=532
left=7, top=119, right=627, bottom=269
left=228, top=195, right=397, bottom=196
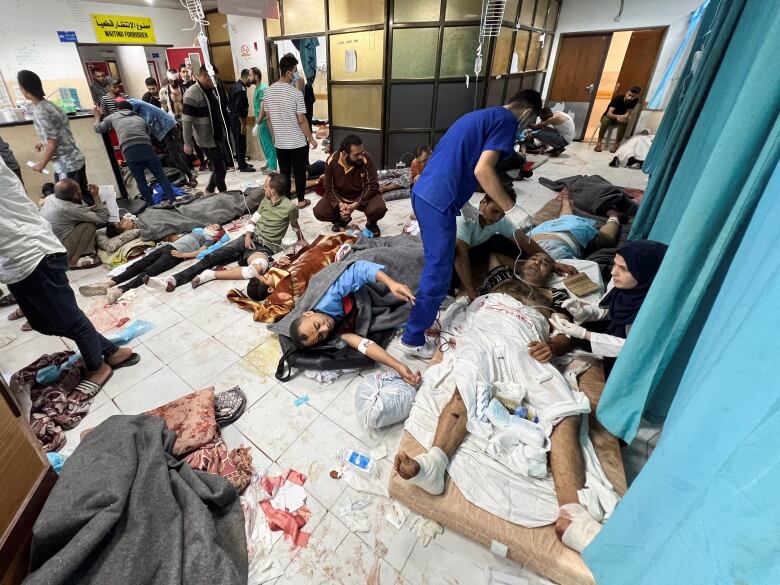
left=228, top=69, right=255, bottom=172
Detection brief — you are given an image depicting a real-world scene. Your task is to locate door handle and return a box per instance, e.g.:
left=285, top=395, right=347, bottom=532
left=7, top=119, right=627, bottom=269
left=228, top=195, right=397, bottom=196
left=585, top=83, right=594, bottom=95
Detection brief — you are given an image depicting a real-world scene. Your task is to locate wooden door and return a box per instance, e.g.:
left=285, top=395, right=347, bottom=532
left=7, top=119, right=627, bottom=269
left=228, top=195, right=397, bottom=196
left=0, top=380, right=56, bottom=584
left=615, top=28, right=667, bottom=99
left=547, top=33, right=612, bottom=140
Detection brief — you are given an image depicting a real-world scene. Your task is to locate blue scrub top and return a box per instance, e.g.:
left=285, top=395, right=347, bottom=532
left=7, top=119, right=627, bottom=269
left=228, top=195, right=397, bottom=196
left=412, top=106, right=518, bottom=214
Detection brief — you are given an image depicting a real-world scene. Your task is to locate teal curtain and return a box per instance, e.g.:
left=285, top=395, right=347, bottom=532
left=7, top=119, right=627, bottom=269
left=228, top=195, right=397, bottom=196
left=596, top=0, right=780, bottom=442
left=629, top=0, right=746, bottom=240
left=585, top=160, right=780, bottom=585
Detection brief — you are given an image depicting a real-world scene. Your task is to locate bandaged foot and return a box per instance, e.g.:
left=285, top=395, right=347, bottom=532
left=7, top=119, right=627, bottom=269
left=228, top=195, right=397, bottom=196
left=559, top=503, right=603, bottom=552
left=192, top=269, right=216, bottom=289
left=146, top=275, right=174, bottom=292
left=405, top=447, right=448, bottom=495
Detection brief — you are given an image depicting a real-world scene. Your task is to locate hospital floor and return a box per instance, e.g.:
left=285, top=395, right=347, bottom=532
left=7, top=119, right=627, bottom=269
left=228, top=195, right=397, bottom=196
left=1, top=141, right=652, bottom=585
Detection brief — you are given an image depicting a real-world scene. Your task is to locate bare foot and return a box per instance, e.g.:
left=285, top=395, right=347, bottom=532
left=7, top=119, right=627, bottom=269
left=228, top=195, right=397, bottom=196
left=556, top=187, right=571, bottom=202
left=85, top=362, right=112, bottom=385
left=393, top=451, right=421, bottom=480
left=106, top=346, right=133, bottom=367
left=555, top=516, right=573, bottom=540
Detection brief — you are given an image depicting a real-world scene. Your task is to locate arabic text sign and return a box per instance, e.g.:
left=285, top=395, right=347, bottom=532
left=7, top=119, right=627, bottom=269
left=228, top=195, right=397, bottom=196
left=91, top=14, right=156, bottom=44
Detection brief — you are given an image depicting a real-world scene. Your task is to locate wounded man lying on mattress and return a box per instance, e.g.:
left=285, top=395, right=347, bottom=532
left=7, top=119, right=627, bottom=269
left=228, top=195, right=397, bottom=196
left=395, top=279, right=620, bottom=552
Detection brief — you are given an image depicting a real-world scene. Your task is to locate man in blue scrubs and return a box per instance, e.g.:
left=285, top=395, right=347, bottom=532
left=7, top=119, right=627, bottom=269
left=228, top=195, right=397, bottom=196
left=400, top=90, right=543, bottom=357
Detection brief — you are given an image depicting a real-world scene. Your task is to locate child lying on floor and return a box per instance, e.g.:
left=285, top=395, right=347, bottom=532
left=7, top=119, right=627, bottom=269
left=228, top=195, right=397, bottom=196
left=78, top=224, right=226, bottom=303
left=145, top=172, right=307, bottom=292
left=289, top=260, right=421, bottom=385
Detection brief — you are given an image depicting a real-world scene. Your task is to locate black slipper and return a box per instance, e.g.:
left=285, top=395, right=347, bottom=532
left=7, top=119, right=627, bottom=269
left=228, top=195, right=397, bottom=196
left=111, top=352, right=141, bottom=369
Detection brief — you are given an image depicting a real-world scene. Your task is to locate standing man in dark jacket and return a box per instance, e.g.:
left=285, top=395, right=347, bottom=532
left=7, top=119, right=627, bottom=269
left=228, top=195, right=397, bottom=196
left=93, top=100, right=177, bottom=206
left=182, top=66, right=228, bottom=194
left=313, top=134, right=384, bottom=236
left=228, top=69, right=255, bottom=173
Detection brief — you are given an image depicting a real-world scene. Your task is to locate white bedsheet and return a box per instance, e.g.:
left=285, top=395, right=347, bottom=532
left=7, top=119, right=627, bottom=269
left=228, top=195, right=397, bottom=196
left=406, top=294, right=620, bottom=528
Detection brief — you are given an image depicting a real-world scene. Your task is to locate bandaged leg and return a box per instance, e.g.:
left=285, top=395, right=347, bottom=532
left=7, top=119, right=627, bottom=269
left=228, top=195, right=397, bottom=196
left=395, top=390, right=467, bottom=495
left=560, top=503, right=602, bottom=552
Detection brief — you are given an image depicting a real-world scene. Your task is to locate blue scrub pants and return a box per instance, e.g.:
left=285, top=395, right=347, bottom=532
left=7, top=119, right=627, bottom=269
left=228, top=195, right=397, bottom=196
left=402, top=193, right=456, bottom=347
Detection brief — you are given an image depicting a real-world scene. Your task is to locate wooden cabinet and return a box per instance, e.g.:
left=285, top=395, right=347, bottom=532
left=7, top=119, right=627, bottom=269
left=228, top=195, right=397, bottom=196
left=0, top=379, right=56, bottom=585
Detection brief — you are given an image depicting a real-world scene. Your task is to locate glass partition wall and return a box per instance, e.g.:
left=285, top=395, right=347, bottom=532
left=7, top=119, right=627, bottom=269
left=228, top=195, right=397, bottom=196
left=264, top=0, right=560, bottom=166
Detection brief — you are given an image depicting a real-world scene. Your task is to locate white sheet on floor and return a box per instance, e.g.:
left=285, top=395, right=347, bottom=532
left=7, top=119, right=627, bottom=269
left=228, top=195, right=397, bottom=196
left=615, top=134, right=654, bottom=165
left=406, top=294, right=619, bottom=528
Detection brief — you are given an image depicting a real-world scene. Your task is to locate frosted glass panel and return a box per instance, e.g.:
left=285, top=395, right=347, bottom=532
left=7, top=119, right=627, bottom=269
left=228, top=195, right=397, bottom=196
left=331, top=84, right=382, bottom=129
left=519, top=0, right=535, bottom=26
left=329, top=0, right=384, bottom=30
left=445, top=0, right=483, bottom=20
left=283, top=0, right=326, bottom=35
left=491, top=27, right=514, bottom=76
left=534, top=0, right=549, bottom=29
left=394, top=0, right=441, bottom=22
left=504, top=0, right=520, bottom=22
left=330, top=30, right=385, bottom=81
left=538, top=34, right=553, bottom=70
left=527, top=31, right=542, bottom=70
left=265, top=18, right=281, bottom=37
left=547, top=0, right=560, bottom=30
left=511, top=30, right=530, bottom=73
left=440, top=26, right=481, bottom=78
left=392, top=28, right=439, bottom=79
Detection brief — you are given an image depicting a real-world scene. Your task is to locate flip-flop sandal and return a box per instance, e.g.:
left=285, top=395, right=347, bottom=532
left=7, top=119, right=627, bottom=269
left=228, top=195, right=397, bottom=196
left=21, top=322, right=32, bottom=332
left=79, top=284, right=109, bottom=297
left=8, top=308, right=24, bottom=321
left=74, top=370, right=114, bottom=399
left=110, top=352, right=141, bottom=369
left=71, top=257, right=101, bottom=270
left=0, top=294, right=16, bottom=307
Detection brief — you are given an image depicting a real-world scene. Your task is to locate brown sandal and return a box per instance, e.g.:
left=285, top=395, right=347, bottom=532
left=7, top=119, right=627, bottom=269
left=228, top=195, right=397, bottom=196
left=8, top=308, right=24, bottom=321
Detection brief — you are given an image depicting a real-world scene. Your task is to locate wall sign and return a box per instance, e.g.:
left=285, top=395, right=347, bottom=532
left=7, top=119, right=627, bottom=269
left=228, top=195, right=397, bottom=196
left=217, top=0, right=279, bottom=18
left=91, top=14, right=156, bottom=44
left=57, top=31, right=79, bottom=43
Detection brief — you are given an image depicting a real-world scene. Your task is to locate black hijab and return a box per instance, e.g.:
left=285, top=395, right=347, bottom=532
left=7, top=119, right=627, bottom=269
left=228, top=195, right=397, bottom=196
left=600, top=240, right=668, bottom=338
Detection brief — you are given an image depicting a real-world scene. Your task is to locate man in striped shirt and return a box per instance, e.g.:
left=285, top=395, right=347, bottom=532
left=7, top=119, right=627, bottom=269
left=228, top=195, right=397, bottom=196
left=259, top=54, right=318, bottom=208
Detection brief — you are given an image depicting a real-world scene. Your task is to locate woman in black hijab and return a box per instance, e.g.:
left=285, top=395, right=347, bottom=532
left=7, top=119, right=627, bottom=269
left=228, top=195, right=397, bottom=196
left=549, top=240, right=668, bottom=372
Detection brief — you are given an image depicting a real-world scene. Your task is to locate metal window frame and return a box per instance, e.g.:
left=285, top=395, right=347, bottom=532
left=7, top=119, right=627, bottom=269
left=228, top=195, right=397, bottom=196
left=262, top=0, right=561, bottom=166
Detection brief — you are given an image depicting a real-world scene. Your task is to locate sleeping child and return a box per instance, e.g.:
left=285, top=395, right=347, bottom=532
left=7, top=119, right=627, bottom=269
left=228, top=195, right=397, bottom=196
left=78, top=224, right=226, bottom=303
left=289, top=260, right=421, bottom=386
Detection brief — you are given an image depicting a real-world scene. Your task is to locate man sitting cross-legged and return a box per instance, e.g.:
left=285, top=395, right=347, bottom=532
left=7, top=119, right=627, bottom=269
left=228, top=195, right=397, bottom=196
left=79, top=224, right=226, bottom=303
left=146, top=172, right=307, bottom=292
left=394, top=280, right=618, bottom=552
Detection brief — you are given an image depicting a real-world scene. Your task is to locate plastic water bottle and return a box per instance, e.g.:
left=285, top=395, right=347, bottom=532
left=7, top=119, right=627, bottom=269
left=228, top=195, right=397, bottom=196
left=337, top=448, right=377, bottom=474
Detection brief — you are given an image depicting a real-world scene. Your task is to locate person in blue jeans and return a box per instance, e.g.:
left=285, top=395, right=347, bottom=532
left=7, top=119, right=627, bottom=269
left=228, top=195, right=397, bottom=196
left=93, top=99, right=177, bottom=206
left=399, top=90, right=550, bottom=359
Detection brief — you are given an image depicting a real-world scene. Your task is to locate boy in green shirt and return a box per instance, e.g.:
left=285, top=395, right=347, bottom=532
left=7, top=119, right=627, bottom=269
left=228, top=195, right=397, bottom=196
left=148, top=172, right=307, bottom=292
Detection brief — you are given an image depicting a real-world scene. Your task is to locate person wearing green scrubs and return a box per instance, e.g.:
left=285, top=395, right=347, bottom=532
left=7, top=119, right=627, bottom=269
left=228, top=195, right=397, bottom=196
left=251, top=67, right=277, bottom=172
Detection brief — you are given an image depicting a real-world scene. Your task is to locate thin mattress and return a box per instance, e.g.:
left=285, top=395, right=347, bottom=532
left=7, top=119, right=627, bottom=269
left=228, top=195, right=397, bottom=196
left=388, top=364, right=626, bottom=585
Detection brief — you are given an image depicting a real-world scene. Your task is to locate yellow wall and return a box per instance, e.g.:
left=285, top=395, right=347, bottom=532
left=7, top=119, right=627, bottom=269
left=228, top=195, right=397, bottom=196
left=586, top=31, right=631, bottom=138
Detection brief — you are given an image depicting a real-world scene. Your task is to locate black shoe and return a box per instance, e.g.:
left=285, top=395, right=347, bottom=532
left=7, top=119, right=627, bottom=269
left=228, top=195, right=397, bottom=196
left=609, top=156, right=619, bottom=167
left=549, top=147, right=565, bottom=157
left=238, top=165, right=256, bottom=173
left=366, top=223, right=381, bottom=238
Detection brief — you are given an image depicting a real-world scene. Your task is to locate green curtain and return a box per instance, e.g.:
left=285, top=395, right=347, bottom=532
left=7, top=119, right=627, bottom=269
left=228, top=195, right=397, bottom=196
left=628, top=0, right=746, bottom=240
left=596, top=0, right=780, bottom=442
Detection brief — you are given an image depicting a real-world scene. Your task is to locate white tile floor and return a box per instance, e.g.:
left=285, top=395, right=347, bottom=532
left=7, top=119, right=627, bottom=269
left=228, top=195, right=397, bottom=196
left=0, top=141, right=647, bottom=585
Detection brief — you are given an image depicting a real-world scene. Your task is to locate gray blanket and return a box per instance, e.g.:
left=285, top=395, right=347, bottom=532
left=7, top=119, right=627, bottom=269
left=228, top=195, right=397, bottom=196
left=23, top=415, right=248, bottom=585
left=538, top=175, right=637, bottom=217
left=136, top=189, right=263, bottom=240
left=271, top=234, right=425, bottom=340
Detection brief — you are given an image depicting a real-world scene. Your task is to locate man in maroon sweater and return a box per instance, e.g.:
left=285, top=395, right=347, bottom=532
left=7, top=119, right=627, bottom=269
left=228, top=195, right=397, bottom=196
left=314, top=134, right=386, bottom=236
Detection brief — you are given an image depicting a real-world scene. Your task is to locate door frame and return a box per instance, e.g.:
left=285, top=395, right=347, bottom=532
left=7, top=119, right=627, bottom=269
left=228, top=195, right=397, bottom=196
left=547, top=25, right=668, bottom=141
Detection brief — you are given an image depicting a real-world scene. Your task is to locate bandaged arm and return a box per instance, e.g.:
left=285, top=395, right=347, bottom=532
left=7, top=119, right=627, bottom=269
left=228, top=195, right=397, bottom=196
left=341, top=332, right=417, bottom=383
